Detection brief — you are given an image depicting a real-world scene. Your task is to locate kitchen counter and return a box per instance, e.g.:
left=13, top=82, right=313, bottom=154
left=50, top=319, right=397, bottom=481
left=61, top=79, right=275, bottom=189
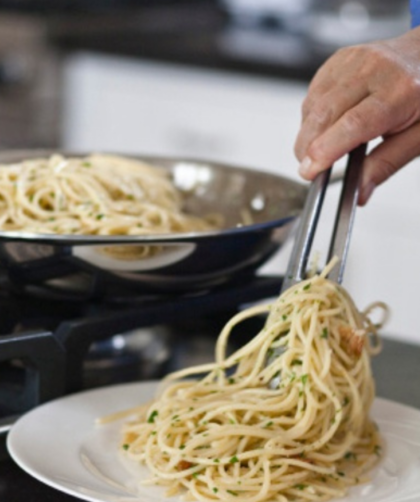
left=1, top=335, right=419, bottom=501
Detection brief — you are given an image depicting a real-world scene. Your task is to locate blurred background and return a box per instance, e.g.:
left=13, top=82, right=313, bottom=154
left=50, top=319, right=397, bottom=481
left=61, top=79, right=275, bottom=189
left=0, top=0, right=418, bottom=344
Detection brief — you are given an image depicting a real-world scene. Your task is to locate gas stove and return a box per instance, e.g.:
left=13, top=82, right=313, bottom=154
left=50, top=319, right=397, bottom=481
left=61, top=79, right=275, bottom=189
left=0, top=271, right=282, bottom=445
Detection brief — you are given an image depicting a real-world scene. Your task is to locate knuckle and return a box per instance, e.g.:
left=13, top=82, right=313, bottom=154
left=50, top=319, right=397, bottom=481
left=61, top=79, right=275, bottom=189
left=331, top=45, right=357, bottom=63
left=340, top=110, right=365, bottom=136
left=370, top=99, right=394, bottom=126
left=337, top=44, right=371, bottom=67
left=308, top=103, right=334, bottom=128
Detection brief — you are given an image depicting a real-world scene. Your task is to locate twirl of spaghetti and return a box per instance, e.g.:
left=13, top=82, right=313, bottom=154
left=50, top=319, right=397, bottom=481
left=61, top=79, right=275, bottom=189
left=112, top=260, right=387, bottom=502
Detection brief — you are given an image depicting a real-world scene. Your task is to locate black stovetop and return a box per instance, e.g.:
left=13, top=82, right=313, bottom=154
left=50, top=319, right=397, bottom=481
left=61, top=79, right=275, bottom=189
left=0, top=273, right=283, bottom=419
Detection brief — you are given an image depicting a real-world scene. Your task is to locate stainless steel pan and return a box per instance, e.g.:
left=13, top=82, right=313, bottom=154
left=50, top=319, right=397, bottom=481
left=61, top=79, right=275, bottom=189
left=0, top=150, right=307, bottom=298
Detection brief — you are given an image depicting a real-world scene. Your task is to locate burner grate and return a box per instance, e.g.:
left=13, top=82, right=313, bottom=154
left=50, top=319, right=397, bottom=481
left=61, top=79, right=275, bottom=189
left=0, top=274, right=282, bottom=436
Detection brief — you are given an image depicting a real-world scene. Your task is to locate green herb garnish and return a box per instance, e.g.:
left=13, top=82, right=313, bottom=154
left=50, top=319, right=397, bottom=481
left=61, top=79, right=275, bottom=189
left=147, top=410, right=158, bottom=423
left=226, top=490, right=238, bottom=496
left=291, top=359, right=302, bottom=366
left=342, top=396, right=350, bottom=407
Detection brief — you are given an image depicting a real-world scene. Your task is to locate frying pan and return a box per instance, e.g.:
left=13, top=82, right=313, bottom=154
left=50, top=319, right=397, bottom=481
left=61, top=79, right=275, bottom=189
left=0, top=150, right=308, bottom=298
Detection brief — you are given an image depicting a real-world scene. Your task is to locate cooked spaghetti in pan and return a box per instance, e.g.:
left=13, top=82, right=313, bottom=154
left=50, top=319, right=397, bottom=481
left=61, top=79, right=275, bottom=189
left=0, top=154, right=219, bottom=236
left=106, top=260, right=387, bottom=502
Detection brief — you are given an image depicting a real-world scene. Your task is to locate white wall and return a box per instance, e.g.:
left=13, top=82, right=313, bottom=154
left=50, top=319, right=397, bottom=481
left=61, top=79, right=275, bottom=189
left=62, top=52, right=420, bottom=345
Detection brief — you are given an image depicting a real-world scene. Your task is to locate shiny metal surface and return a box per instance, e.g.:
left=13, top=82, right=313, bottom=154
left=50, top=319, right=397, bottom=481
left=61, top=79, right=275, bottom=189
left=0, top=150, right=307, bottom=296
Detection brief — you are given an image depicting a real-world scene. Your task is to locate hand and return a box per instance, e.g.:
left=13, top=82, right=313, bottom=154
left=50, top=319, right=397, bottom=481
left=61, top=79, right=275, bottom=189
left=294, top=27, right=420, bottom=205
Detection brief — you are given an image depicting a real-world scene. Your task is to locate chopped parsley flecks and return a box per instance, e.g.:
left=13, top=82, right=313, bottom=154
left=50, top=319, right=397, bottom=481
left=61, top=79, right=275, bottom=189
left=147, top=410, right=158, bottom=423
left=291, top=359, right=303, bottom=366
left=342, top=396, right=350, bottom=407
left=226, top=490, right=238, bottom=496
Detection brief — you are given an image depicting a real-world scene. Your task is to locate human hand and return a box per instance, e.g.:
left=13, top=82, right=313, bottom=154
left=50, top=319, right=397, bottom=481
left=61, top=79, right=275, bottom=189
left=294, top=27, right=420, bottom=205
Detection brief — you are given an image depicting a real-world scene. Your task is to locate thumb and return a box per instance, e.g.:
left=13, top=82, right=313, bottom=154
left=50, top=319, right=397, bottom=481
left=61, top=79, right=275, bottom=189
left=359, top=121, right=420, bottom=205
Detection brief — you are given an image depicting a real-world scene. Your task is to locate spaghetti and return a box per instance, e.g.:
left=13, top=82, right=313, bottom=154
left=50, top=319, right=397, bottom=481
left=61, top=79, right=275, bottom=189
left=0, top=154, right=219, bottom=236
left=117, top=262, right=387, bottom=502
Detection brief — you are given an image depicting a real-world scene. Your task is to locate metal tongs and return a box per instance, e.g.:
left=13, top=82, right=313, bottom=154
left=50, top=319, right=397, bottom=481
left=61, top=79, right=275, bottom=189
left=283, top=143, right=366, bottom=290
left=269, top=143, right=366, bottom=388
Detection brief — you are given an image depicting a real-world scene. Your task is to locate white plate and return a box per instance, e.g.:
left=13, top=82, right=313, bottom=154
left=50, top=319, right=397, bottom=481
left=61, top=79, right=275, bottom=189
left=7, top=381, right=420, bottom=502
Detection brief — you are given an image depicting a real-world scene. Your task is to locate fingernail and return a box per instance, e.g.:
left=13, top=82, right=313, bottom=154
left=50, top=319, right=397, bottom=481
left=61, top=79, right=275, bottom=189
left=360, top=181, right=376, bottom=205
left=299, top=156, right=312, bottom=178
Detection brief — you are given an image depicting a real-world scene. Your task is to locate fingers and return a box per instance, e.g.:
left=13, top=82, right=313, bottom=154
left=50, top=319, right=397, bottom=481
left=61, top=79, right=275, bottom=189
left=294, top=32, right=420, bottom=195
left=297, top=93, right=405, bottom=180
left=295, top=84, right=368, bottom=161
left=295, top=45, right=373, bottom=162
left=358, top=120, right=420, bottom=205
